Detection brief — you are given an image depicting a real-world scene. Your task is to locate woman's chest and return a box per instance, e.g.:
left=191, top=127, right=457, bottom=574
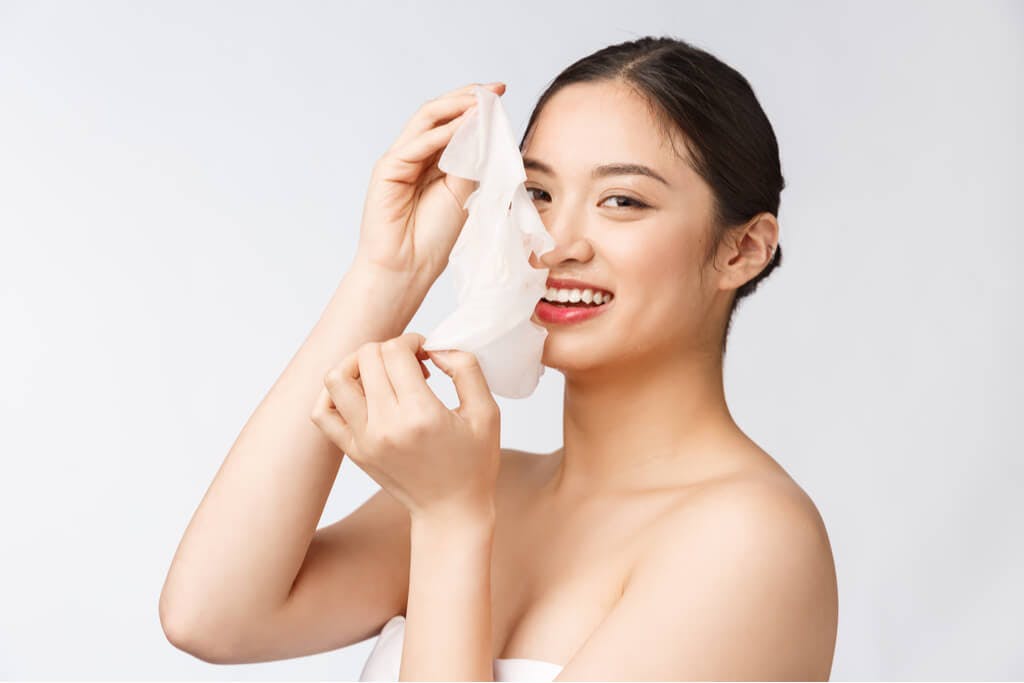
left=486, top=490, right=683, bottom=665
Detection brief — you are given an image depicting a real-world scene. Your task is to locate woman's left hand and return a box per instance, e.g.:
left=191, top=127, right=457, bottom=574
left=312, top=332, right=501, bottom=522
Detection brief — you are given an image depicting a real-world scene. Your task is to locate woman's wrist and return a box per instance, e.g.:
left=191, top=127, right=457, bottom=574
left=340, top=256, right=435, bottom=336
left=350, top=251, right=438, bottom=294
left=409, top=499, right=497, bottom=541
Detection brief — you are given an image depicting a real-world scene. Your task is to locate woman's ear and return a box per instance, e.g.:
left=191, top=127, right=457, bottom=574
left=716, top=212, right=779, bottom=291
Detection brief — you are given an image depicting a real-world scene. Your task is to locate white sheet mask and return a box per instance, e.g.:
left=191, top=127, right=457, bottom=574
left=421, top=85, right=556, bottom=398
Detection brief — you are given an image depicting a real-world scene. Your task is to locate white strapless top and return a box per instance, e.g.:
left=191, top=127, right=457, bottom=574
left=358, top=614, right=563, bottom=681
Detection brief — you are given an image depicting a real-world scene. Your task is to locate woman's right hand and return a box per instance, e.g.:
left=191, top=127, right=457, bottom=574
left=353, top=81, right=507, bottom=285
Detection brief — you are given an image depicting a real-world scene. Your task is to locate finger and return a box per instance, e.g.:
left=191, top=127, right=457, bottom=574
left=324, top=352, right=367, bottom=430
left=311, top=387, right=358, bottom=455
left=358, top=342, right=397, bottom=421
left=390, top=92, right=476, bottom=153
left=373, top=109, right=476, bottom=187
left=390, top=105, right=477, bottom=168
left=416, top=346, right=431, bottom=379
left=390, top=82, right=505, bottom=151
left=442, top=80, right=505, bottom=99
left=380, top=333, right=437, bottom=405
left=426, top=349, right=497, bottom=419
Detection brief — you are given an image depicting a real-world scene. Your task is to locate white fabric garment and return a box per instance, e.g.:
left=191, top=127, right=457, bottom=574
left=421, top=85, right=556, bottom=399
left=358, top=614, right=563, bottom=682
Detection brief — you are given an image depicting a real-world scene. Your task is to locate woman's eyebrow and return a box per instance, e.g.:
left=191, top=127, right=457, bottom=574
left=522, top=157, right=671, bottom=187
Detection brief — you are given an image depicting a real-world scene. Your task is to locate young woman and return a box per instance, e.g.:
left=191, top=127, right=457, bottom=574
left=160, top=36, right=838, bottom=681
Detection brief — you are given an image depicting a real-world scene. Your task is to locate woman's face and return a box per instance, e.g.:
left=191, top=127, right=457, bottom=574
left=523, top=79, right=726, bottom=374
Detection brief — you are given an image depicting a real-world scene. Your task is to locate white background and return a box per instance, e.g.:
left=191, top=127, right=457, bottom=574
left=1, top=0, right=1021, bottom=679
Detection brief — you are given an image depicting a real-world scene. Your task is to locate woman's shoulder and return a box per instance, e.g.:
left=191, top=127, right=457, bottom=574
left=677, top=466, right=827, bottom=538
left=668, top=436, right=830, bottom=548
left=641, top=452, right=837, bottom=608
left=624, top=460, right=838, bottom=679
left=495, top=443, right=830, bottom=552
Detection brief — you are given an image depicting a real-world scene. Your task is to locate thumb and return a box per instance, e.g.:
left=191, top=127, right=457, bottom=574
left=427, top=349, right=495, bottom=417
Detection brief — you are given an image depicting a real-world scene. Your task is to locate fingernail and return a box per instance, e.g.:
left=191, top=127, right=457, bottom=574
left=429, top=349, right=453, bottom=364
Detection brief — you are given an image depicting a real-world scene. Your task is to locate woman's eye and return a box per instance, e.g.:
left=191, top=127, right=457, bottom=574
left=600, top=195, right=649, bottom=209
left=526, top=187, right=550, bottom=202
left=525, top=188, right=649, bottom=210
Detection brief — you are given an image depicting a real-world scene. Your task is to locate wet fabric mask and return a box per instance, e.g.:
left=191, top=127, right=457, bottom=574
left=421, top=85, right=555, bottom=398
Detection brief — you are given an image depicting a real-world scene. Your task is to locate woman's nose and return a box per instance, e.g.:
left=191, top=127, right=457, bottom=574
left=529, top=234, right=594, bottom=269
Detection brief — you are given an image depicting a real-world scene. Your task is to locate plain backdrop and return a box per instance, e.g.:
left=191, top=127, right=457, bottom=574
left=1, top=0, right=1022, bottom=679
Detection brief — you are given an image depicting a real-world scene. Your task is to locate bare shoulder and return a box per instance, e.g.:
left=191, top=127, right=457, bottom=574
left=552, top=460, right=838, bottom=680
left=645, top=453, right=837, bottom=581
left=675, top=471, right=830, bottom=562
left=679, top=465, right=832, bottom=546
left=627, top=467, right=838, bottom=677
left=657, top=431, right=833, bottom=550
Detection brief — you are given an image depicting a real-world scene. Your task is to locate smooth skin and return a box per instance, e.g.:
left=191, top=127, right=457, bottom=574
left=159, top=81, right=506, bottom=665
left=502, top=80, right=836, bottom=679
left=311, top=330, right=503, bottom=680
left=312, top=333, right=500, bottom=526
left=160, top=78, right=838, bottom=680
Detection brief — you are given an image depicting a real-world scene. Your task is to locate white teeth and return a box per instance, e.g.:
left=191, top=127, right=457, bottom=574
left=542, top=287, right=614, bottom=305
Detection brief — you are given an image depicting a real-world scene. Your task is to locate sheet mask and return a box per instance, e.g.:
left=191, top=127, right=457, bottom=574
left=421, top=85, right=556, bottom=398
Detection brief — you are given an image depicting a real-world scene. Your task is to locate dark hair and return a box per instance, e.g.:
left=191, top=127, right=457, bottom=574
left=518, top=35, right=784, bottom=353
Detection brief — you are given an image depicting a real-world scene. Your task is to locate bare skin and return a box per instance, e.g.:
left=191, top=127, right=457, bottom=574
left=481, top=80, right=838, bottom=679
left=488, top=447, right=837, bottom=679
left=160, top=78, right=838, bottom=680
left=158, top=81, right=508, bottom=664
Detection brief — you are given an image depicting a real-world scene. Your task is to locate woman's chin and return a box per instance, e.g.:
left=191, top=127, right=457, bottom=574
left=540, top=339, right=607, bottom=374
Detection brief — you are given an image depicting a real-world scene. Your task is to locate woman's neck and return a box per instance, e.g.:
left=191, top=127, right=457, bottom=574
left=550, top=346, right=740, bottom=498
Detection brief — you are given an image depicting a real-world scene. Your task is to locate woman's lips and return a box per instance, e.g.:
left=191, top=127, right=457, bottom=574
left=533, top=297, right=613, bottom=324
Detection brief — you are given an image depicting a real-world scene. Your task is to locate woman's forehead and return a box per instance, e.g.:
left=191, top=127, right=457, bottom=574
left=522, top=81, right=690, bottom=184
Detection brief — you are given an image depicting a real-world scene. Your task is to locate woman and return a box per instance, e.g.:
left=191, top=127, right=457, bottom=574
left=160, top=36, right=838, bottom=681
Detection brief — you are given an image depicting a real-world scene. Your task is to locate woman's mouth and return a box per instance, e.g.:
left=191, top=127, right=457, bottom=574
left=533, top=290, right=614, bottom=325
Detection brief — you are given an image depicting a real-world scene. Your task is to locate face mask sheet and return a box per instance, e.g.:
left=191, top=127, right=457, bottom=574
left=421, top=85, right=556, bottom=398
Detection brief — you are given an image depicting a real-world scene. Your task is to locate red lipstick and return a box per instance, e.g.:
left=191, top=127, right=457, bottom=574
left=534, top=277, right=614, bottom=325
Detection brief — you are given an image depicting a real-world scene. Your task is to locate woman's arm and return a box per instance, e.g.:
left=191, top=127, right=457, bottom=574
left=159, top=80, right=505, bottom=663
left=158, top=260, right=430, bottom=660
left=551, top=478, right=838, bottom=680
left=306, top=325, right=504, bottom=679
left=401, top=506, right=497, bottom=681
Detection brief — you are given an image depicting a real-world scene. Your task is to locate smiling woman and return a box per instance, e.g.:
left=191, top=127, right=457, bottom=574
left=504, top=35, right=831, bottom=681
left=519, top=36, right=786, bottom=355
left=354, top=35, right=828, bottom=681
left=160, top=34, right=835, bottom=683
